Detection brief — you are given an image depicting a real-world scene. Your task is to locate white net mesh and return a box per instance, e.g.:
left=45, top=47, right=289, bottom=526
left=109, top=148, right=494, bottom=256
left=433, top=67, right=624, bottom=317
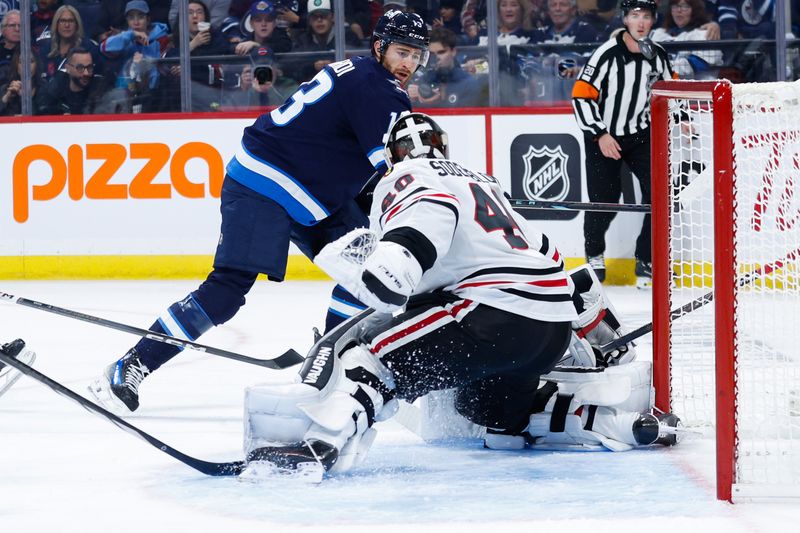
left=663, top=81, right=800, bottom=498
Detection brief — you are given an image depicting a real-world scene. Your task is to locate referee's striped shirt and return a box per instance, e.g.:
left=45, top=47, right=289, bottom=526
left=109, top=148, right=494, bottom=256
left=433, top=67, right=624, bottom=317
left=572, top=31, right=675, bottom=138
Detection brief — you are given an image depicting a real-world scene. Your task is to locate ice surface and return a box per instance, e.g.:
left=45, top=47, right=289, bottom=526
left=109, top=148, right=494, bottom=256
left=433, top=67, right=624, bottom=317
left=0, top=280, right=797, bottom=532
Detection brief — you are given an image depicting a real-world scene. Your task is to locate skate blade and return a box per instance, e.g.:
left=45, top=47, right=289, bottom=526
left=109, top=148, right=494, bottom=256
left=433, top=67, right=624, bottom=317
left=0, top=349, right=36, bottom=397
left=238, top=460, right=324, bottom=484
left=86, top=375, right=132, bottom=416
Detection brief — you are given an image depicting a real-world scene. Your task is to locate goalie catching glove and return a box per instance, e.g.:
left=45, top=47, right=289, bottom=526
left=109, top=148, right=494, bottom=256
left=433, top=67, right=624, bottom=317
left=315, top=228, right=423, bottom=313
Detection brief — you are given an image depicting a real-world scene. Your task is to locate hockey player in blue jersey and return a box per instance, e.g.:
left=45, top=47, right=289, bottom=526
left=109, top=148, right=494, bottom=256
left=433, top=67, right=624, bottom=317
left=88, top=9, right=430, bottom=414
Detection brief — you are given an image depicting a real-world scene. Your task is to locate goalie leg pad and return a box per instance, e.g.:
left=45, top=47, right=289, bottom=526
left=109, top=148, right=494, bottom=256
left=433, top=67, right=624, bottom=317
left=541, top=361, right=653, bottom=412
left=557, top=332, right=597, bottom=368
left=568, top=264, right=636, bottom=366
left=243, top=345, right=396, bottom=474
left=303, top=345, right=396, bottom=473
left=525, top=362, right=659, bottom=451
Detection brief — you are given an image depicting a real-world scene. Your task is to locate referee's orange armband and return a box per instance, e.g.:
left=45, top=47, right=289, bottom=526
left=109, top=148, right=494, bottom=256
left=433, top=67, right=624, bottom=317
left=572, top=80, right=599, bottom=100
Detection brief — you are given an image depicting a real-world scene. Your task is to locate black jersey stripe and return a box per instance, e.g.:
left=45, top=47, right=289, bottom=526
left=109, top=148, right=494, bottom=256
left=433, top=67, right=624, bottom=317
left=500, top=288, right=574, bottom=302
left=459, top=265, right=565, bottom=282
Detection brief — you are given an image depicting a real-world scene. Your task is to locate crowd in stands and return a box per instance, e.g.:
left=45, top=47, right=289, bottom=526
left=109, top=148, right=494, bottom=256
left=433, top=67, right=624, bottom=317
left=0, top=0, right=798, bottom=116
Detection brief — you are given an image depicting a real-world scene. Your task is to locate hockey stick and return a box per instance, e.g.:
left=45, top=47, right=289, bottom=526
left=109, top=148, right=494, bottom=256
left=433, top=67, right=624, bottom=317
left=0, top=350, right=245, bottom=476
left=600, top=247, right=800, bottom=355
left=0, top=291, right=303, bottom=370
left=508, top=199, right=650, bottom=213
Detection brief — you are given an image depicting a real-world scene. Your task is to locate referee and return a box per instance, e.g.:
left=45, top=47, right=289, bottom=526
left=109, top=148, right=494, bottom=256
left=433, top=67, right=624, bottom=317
left=572, top=0, right=675, bottom=288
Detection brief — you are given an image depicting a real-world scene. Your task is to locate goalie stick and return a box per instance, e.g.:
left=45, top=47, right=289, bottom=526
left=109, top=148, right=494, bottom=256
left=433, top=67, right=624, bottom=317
left=0, top=291, right=303, bottom=370
left=600, top=246, right=800, bottom=355
left=0, top=350, right=245, bottom=476
left=508, top=199, right=650, bottom=213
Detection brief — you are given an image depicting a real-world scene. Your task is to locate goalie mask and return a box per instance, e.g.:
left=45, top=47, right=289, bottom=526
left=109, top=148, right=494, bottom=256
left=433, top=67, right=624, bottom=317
left=384, top=113, right=449, bottom=165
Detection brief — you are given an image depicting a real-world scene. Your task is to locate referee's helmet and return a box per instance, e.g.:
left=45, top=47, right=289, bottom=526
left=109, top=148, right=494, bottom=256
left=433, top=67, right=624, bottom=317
left=621, top=0, right=657, bottom=16
left=384, top=113, right=449, bottom=165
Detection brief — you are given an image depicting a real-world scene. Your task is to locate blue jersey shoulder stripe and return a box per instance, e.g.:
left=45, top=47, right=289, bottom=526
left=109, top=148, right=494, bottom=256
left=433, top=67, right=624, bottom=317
left=226, top=144, right=330, bottom=226
left=368, top=145, right=386, bottom=168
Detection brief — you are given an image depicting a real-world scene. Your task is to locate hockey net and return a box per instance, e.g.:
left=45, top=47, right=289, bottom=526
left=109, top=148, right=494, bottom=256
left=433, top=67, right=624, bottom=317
left=651, top=80, right=800, bottom=502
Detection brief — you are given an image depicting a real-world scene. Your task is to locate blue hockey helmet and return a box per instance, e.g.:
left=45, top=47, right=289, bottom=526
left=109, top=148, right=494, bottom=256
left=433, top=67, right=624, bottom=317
left=384, top=113, right=449, bottom=165
left=621, top=0, right=657, bottom=16
left=372, top=10, right=430, bottom=68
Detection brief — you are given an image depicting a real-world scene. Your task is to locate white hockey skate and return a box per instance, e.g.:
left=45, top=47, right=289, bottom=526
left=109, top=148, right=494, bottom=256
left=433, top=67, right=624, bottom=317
left=0, top=339, right=36, bottom=398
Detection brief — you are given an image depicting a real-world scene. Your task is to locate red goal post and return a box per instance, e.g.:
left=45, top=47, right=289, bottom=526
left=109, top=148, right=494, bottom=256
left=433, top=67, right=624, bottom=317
left=650, top=80, right=800, bottom=502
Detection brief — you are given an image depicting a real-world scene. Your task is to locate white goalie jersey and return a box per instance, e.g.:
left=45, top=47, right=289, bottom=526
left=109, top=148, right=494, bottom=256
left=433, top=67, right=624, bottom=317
left=369, top=158, right=578, bottom=322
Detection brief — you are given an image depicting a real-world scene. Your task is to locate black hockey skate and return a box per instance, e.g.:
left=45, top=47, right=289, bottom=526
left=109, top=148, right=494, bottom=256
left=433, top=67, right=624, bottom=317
left=632, top=411, right=683, bottom=446
left=241, top=440, right=339, bottom=483
left=87, top=348, right=150, bottom=413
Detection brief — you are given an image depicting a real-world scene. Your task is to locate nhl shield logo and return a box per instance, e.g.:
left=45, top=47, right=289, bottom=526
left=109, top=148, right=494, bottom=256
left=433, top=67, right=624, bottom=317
left=522, top=145, right=570, bottom=201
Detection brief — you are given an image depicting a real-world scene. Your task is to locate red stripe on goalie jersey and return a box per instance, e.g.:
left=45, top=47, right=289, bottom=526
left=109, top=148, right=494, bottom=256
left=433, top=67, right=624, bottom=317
left=383, top=193, right=459, bottom=224
left=457, top=277, right=569, bottom=290
left=369, top=299, right=477, bottom=357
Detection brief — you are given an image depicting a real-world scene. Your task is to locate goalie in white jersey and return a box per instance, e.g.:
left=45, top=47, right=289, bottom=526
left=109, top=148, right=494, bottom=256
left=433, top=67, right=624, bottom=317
left=241, top=114, right=681, bottom=480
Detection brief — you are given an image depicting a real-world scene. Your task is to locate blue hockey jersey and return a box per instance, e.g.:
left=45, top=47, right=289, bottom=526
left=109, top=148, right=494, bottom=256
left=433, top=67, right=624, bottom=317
left=226, top=56, right=412, bottom=226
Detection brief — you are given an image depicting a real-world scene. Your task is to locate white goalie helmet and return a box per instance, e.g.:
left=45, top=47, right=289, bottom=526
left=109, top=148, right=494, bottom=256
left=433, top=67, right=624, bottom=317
left=384, top=113, right=450, bottom=166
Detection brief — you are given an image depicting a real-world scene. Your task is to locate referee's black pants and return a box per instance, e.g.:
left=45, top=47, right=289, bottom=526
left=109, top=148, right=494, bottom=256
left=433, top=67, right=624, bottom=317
left=583, top=128, right=651, bottom=263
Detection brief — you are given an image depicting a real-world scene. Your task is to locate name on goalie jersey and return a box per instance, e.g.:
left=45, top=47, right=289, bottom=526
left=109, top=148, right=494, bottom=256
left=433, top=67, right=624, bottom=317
left=429, top=161, right=497, bottom=183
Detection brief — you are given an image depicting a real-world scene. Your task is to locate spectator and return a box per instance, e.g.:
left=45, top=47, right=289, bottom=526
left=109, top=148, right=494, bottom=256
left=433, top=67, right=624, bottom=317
left=408, top=27, right=486, bottom=107
left=223, top=45, right=298, bottom=108
left=533, top=0, right=599, bottom=43
left=432, top=0, right=463, bottom=36
left=169, top=0, right=231, bottom=30
left=718, top=0, right=774, bottom=39
left=463, top=0, right=532, bottom=104
left=291, top=0, right=362, bottom=81
left=63, top=1, right=105, bottom=42
left=650, top=0, right=723, bottom=78
left=0, top=49, right=46, bottom=115
left=31, top=0, right=61, bottom=40
left=1, top=9, right=20, bottom=88
left=465, top=0, right=533, bottom=46
left=100, top=0, right=170, bottom=92
left=521, top=0, right=599, bottom=103
left=273, top=0, right=302, bottom=35
left=40, top=46, right=106, bottom=114
left=157, top=0, right=231, bottom=111
left=461, top=0, right=487, bottom=32
left=98, top=2, right=170, bottom=41
left=37, top=5, right=103, bottom=85
left=234, top=1, right=292, bottom=55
